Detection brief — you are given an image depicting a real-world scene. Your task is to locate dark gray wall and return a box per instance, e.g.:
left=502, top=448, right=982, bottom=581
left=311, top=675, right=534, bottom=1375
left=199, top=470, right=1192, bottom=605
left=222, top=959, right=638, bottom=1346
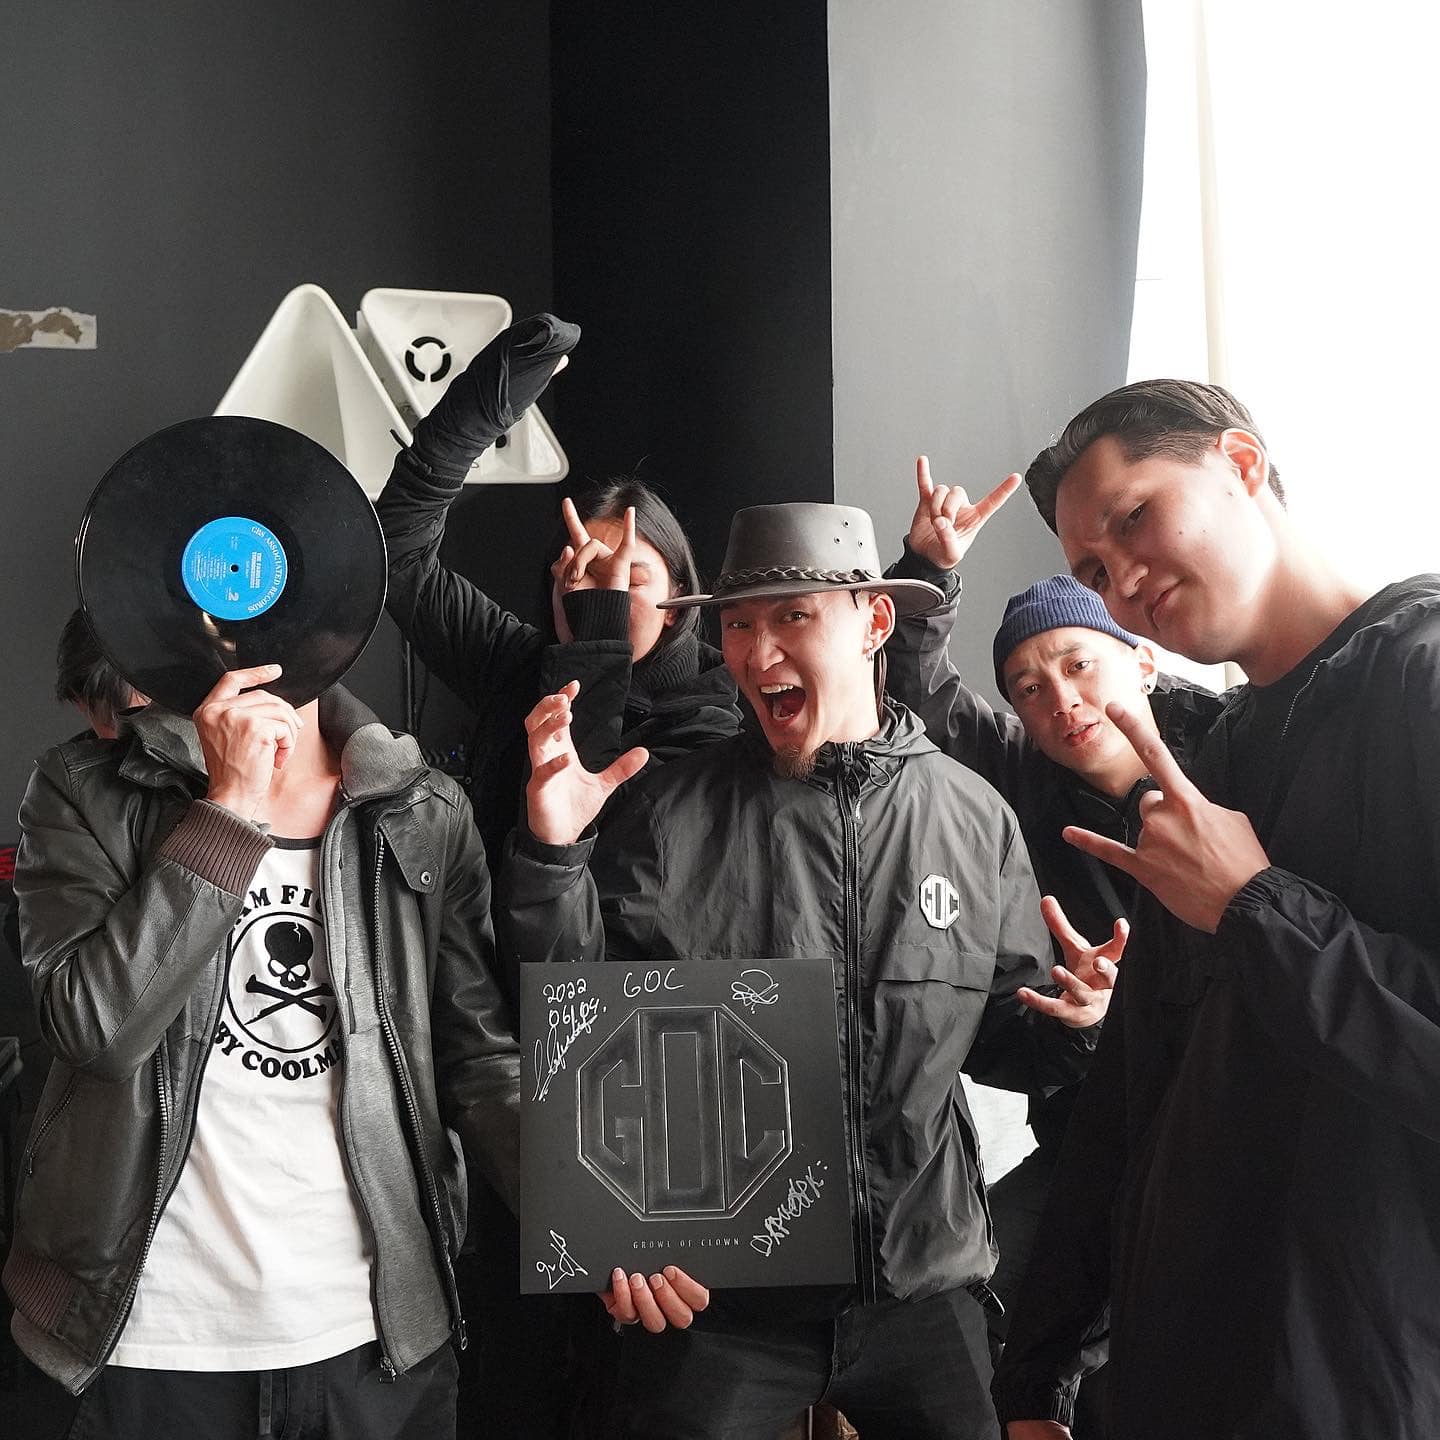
left=830, top=0, right=1145, bottom=702
left=0, top=2, right=555, bottom=831
left=549, top=1, right=834, bottom=589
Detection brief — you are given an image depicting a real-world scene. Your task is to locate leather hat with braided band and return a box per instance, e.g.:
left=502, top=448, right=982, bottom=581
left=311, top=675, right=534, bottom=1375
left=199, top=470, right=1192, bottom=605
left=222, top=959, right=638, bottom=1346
left=658, top=503, right=944, bottom=615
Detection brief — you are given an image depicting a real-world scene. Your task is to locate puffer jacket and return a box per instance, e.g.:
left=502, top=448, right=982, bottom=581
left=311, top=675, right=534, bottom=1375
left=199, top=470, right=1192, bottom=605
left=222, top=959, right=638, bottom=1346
left=4, top=688, right=520, bottom=1394
left=993, top=575, right=1440, bottom=1439
left=498, top=702, right=1097, bottom=1307
left=374, top=444, right=742, bottom=871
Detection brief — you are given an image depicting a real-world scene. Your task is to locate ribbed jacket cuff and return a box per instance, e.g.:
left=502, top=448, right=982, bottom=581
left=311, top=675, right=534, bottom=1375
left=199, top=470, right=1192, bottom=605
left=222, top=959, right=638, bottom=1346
left=2, top=1242, right=77, bottom=1332
left=991, top=1379, right=1077, bottom=1429
left=562, top=587, right=633, bottom=642
left=157, top=800, right=273, bottom=896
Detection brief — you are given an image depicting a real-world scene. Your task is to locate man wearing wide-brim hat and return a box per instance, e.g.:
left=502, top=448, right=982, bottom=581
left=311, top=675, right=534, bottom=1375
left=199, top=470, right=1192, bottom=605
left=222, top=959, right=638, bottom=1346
left=502, top=502, right=1115, bottom=1440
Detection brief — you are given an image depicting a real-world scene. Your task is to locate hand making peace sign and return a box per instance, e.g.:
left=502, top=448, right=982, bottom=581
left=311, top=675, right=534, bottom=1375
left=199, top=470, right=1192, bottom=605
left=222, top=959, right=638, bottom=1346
left=906, top=455, right=1023, bottom=571
left=1063, top=702, right=1271, bottom=933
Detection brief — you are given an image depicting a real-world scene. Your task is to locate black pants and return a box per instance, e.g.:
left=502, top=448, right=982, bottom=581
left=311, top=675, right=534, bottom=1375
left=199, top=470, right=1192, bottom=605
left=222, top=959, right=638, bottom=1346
left=988, top=1149, right=1109, bottom=1440
left=603, top=1287, right=997, bottom=1440
left=64, top=1339, right=456, bottom=1440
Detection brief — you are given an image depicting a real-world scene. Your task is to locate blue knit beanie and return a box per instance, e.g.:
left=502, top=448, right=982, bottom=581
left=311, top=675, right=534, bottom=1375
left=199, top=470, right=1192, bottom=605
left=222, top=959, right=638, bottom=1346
left=992, top=575, right=1140, bottom=694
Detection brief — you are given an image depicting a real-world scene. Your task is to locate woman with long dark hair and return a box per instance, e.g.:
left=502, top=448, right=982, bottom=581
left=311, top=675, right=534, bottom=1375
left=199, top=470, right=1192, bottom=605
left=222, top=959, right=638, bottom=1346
left=374, top=314, right=740, bottom=875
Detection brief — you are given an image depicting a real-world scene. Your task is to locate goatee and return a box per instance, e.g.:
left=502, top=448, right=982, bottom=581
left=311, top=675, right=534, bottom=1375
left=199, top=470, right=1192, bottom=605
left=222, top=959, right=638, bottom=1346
left=773, top=744, right=817, bottom=781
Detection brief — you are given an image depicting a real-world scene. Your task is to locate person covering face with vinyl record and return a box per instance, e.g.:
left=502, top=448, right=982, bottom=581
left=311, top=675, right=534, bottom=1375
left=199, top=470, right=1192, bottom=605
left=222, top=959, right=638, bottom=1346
left=498, top=502, right=1114, bottom=1440
left=6, top=418, right=521, bottom=1440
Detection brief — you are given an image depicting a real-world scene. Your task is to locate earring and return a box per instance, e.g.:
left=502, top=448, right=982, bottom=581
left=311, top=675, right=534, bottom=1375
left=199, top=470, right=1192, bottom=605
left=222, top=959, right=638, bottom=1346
left=1143, top=679, right=1155, bottom=693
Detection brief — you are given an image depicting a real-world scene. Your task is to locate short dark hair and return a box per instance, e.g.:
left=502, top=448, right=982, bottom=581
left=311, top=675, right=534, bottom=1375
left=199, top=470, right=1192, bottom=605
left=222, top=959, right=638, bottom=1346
left=556, top=476, right=705, bottom=647
left=1025, top=379, right=1285, bottom=532
left=55, top=607, right=140, bottom=731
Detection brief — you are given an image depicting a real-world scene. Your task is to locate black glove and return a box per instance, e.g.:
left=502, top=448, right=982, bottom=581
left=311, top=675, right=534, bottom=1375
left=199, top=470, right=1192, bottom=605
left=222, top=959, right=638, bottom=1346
left=411, top=312, right=581, bottom=481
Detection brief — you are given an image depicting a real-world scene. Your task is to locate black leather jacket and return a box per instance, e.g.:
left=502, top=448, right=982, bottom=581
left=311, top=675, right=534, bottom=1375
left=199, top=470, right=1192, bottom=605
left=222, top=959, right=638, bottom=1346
left=4, top=689, right=519, bottom=1393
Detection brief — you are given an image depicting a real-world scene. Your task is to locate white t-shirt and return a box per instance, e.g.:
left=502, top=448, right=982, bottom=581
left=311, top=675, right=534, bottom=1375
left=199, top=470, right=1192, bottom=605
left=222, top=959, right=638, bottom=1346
left=111, top=838, right=378, bottom=1370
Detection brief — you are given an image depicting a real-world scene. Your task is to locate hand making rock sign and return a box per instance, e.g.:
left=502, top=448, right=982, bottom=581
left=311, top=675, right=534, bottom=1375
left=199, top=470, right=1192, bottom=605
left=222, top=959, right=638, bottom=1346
left=1063, top=701, right=1271, bottom=933
left=551, top=497, right=639, bottom=593
left=907, top=454, right=1024, bottom=570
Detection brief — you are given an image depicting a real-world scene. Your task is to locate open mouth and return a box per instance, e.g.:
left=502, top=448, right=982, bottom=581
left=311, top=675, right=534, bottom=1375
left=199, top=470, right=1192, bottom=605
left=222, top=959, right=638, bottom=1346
left=1064, top=720, right=1100, bottom=746
left=759, top=683, right=807, bottom=724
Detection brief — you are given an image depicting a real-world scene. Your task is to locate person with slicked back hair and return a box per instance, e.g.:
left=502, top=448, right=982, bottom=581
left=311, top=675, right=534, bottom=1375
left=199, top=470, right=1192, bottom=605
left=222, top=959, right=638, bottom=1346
left=992, top=380, right=1440, bottom=1440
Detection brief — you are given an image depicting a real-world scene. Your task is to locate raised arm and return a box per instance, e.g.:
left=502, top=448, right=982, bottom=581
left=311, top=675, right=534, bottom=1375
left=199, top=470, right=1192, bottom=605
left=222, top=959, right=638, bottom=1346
left=885, top=457, right=1033, bottom=794
left=373, top=314, right=579, bottom=715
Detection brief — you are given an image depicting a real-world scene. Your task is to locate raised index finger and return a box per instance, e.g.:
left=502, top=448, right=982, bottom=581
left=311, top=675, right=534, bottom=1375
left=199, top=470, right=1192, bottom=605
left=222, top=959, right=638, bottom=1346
left=1103, top=701, right=1199, bottom=799
left=916, top=455, right=934, bottom=499
left=561, top=496, right=591, bottom=550
left=201, top=664, right=282, bottom=704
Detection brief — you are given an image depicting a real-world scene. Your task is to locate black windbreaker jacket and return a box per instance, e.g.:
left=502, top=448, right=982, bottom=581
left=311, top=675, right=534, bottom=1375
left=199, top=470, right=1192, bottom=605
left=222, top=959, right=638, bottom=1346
left=499, top=704, right=1099, bottom=1307
left=884, top=544, right=1224, bottom=1149
left=993, top=575, right=1440, bottom=1439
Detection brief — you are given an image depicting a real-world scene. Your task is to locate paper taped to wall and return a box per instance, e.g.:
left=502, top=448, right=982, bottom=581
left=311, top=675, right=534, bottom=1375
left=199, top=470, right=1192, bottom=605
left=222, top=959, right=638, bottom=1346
left=0, top=307, right=97, bottom=353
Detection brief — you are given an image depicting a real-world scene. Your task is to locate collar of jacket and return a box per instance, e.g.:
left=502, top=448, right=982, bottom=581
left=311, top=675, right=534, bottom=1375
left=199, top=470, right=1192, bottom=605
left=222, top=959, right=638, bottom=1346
left=1214, top=574, right=1440, bottom=737
left=116, top=685, right=435, bottom=805
left=738, top=697, right=937, bottom=776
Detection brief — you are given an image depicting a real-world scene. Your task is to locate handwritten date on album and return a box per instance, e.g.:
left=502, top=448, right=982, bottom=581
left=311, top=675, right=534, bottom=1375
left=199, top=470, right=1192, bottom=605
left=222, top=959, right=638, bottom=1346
left=532, top=976, right=603, bottom=1103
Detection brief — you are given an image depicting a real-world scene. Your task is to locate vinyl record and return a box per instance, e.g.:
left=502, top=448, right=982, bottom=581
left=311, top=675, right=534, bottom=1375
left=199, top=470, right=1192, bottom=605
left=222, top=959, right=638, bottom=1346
left=76, top=416, right=387, bottom=715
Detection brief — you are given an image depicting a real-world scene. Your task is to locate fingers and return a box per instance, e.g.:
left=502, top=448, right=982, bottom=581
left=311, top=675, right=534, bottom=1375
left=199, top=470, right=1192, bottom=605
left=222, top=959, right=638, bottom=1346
left=523, top=683, right=581, bottom=736
left=661, top=1266, right=710, bottom=1313
left=615, top=505, right=638, bottom=559
left=970, top=472, right=1023, bottom=527
left=567, top=536, right=613, bottom=588
left=647, top=1271, right=699, bottom=1329
left=549, top=544, right=576, bottom=583
left=561, top=496, right=591, bottom=551
left=916, top=455, right=934, bottom=498
left=1063, top=825, right=1141, bottom=876
left=604, top=1268, right=638, bottom=1325
left=599, top=746, right=649, bottom=793
left=199, top=663, right=283, bottom=707
left=1103, top=703, right=1196, bottom=798
left=627, top=1272, right=669, bottom=1334
left=1039, top=894, right=1091, bottom=959
left=1102, top=916, right=1131, bottom=964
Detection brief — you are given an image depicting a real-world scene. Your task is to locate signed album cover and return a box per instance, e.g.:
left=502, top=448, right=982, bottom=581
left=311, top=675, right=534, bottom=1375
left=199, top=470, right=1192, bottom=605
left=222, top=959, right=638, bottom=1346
left=519, top=958, right=856, bottom=1294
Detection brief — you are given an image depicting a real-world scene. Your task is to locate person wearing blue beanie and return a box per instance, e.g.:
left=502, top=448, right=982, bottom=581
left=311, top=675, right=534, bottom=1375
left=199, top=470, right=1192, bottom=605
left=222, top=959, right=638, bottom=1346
left=989, top=575, right=1160, bottom=800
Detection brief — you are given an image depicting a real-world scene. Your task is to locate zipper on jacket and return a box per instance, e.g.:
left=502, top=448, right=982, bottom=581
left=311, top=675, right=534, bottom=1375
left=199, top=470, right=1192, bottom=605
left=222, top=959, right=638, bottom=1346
left=25, top=1076, right=78, bottom=1175
left=369, top=824, right=468, bottom=1353
left=322, top=814, right=399, bottom=1381
left=836, top=745, right=877, bottom=1303
left=93, top=1043, right=173, bottom=1372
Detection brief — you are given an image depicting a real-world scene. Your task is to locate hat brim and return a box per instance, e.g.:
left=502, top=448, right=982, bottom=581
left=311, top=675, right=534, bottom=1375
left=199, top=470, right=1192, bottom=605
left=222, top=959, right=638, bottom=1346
left=658, top=576, right=945, bottom=618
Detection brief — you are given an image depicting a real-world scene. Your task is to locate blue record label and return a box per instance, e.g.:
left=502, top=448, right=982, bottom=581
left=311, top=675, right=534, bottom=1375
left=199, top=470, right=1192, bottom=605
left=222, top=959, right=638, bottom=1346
left=181, top=517, right=288, bottom=620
